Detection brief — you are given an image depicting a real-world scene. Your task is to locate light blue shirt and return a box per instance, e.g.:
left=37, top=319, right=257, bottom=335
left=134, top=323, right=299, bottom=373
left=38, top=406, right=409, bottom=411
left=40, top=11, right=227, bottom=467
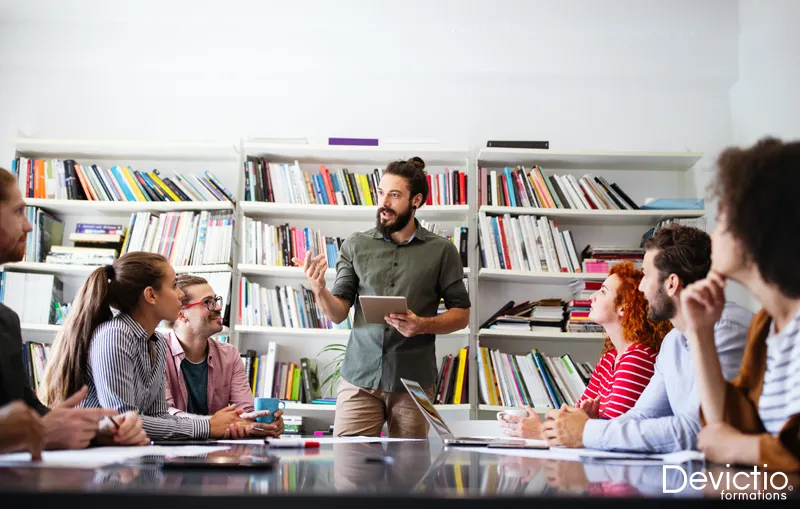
left=582, top=302, right=753, bottom=453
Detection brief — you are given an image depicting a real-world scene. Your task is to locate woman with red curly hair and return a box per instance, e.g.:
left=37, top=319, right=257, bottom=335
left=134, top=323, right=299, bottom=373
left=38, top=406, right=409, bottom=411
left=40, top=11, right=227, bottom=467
left=501, top=262, right=671, bottom=439
left=576, top=261, right=672, bottom=419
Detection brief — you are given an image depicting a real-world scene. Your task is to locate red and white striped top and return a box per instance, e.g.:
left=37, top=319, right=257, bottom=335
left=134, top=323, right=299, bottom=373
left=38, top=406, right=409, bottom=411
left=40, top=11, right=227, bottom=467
left=577, top=343, right=657, bottom=419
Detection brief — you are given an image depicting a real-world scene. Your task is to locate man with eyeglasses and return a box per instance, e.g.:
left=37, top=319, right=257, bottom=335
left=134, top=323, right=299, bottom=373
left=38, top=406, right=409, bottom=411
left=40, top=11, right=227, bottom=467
left=164, top=275, right=284, bottom=438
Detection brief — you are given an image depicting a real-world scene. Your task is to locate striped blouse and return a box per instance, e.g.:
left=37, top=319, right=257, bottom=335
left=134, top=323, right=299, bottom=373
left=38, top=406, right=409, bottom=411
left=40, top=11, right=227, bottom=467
left=577, top=343, right=657, bottom=419
left=758, top=307, right=800, bottom=435
left=80, top=312, right=210, bottom=440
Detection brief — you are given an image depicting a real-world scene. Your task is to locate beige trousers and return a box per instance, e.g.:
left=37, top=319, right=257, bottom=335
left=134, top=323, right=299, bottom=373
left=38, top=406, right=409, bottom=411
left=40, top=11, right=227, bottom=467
left=333, top=378, right=434, bottom=439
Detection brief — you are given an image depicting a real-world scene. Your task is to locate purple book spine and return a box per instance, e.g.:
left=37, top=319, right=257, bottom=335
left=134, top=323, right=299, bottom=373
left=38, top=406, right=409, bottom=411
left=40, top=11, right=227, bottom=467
left=328, top=137, right=379, bottom=146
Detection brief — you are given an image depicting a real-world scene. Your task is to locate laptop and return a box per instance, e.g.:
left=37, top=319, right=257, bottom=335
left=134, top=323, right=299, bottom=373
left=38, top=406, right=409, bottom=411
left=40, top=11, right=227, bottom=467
left=400, top=377, right=528, bottom=447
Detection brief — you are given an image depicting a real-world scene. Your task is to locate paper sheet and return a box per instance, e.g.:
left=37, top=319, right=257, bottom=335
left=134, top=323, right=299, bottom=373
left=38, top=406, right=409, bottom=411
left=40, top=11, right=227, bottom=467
left=454, top=445, right=704, bottom=465
left=219, top=436, right=423, bottom=445
left=0, top=445, right=230, bottom=469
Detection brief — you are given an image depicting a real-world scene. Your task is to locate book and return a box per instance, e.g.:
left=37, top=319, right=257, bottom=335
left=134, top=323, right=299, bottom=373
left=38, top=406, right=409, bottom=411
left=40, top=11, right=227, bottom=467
left=486, top=140, right=549, bottom=149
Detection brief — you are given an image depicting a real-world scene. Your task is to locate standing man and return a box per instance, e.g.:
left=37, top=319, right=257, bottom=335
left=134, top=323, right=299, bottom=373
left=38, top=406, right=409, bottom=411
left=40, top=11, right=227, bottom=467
left=294, top=157, right=470, bottom=438
left=0, top=167, right=145, bottom=454
left=164, top=274, right=284, bottom=437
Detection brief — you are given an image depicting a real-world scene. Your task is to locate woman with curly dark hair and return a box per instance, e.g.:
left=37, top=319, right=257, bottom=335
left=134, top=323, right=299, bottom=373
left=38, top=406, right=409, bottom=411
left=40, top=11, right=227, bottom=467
left=500, top=262, right=671, bottom=438
left=683, top=137, right=800, bottom=471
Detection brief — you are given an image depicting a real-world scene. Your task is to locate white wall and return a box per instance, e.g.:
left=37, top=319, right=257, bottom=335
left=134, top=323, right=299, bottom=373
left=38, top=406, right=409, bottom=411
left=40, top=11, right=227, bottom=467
left=730, top=0, right=800, bottom=145
left=0, top=0, right=738, bottom=162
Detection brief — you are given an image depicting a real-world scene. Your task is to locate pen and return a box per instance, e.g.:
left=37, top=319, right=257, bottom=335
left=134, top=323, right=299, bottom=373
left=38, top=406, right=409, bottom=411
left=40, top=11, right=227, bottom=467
left=265, top=440, right=320, bottom=449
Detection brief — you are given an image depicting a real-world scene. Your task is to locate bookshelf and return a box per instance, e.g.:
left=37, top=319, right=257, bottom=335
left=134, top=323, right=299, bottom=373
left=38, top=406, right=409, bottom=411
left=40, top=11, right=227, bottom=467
left=478, top=268, right=603, bottom=284
left=236, top=142, right=474, bottom=417
left=471, top=146, right=706, bottom=419
left=476, top=148, right=703, bottom=171
left=6, top=137, right=705, bottom=425
left=3, top=262, right=231, bottom=277
left=7, top=137, right=241, bottom=352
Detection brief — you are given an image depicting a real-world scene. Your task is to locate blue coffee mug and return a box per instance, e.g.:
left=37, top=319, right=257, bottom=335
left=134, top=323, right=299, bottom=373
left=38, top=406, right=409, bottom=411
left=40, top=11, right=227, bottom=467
left=254, top=398, right=286, bottom=424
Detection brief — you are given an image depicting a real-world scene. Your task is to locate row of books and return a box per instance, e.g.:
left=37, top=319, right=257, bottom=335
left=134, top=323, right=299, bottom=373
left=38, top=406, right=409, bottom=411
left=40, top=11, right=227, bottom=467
left=479, top=166, right=639, bottom=210
left=244, top=158, right=468, bottom=206
left=238, top=278, right=353, bottom=330
left=434, top=348, right=469, bottom=405
left=477, top=346, right=595, bottom=409
left=240, top=218, right=343, bottom=269
left=478, top=212, right=581, bottom=273
left=122, top=211, right=233, bottom=266
left=242, top=345, right=321, bottom=403
left=0, top=272, right=65, bottom=325
left=11, top=158, right=234, bottom=202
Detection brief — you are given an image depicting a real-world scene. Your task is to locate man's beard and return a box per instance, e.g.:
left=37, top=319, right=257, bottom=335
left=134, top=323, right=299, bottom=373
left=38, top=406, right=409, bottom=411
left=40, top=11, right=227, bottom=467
left=0, top=236, right=27, bottom=264
left=647, top=286, right=676, bottom=322
left=376, top=204, right=413, bottom=236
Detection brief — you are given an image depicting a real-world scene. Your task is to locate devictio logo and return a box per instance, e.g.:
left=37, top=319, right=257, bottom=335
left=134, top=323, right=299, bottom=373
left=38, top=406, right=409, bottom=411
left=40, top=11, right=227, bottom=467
left=663, top=464, right=793, bottom=500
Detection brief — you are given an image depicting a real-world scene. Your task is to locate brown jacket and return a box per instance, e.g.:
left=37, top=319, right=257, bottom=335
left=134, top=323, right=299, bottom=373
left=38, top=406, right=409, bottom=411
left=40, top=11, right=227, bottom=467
left=709, top=309, right=800, bottom=471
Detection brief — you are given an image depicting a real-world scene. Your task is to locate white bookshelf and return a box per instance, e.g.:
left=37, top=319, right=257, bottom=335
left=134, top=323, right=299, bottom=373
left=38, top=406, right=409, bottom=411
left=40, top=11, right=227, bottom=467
left=478, top=329, right=605, bottom=341
left=3, top=261, right=231, bottom=277
left=237, top=142, right=474, bottom=419
left=238, top=264, right=470, bottom=279
left=472, top=146, right=705, bottom=420
left=478, top=404, right=551, bottom=414
left=479, top=205, right=705, bottom=225
left=236, top=326, right=470, bottom=338
left=239, top=202, right=468, bottom=221
left=10, top=138, right=238, bottom=162
left=24, top=198, right=234, bottom=215
left=478, top=268, right=604, bottom=284
left=476, top=148, right=702, bottom=171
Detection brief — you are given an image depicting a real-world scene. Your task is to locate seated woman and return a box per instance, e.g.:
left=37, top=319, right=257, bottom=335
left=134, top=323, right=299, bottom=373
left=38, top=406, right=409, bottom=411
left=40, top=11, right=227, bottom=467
left=500, top=261, right=672, bottom=439
left=682, top=137, right=800, bottom=470
left=43, top=252, right=257, bottom=440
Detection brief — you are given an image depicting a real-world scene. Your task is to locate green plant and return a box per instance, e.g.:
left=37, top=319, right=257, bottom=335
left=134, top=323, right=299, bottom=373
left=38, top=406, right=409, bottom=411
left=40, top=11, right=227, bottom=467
left=317, top=343, right=347, bottom=397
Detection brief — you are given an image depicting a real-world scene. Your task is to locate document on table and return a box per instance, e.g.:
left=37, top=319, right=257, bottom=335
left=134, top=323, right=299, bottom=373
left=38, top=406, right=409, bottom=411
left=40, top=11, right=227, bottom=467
left=454, top=445, right=704, bottom=465
left=0, top=445, right=230, bottom=469
left=219, top=436, right=424, bottom=445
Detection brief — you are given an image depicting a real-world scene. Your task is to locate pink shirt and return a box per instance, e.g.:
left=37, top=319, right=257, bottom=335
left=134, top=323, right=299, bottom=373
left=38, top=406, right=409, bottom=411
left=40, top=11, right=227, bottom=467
left=164, top=331, right=254, bottom=415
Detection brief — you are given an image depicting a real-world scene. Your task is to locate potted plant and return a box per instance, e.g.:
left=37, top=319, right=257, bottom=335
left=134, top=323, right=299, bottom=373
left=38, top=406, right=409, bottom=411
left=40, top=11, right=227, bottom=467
left=317, top=343, right=346, bottom=397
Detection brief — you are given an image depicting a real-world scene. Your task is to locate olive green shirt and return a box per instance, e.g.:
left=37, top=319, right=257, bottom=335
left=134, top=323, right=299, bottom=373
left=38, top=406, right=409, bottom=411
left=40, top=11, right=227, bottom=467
left=331, top=220, right=471, bottom=392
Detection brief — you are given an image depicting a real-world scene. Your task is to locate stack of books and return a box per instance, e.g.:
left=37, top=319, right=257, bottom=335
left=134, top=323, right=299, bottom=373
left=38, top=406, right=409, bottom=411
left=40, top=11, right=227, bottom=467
left=478, top=212, right=581, bottom=272
left=23, top=207, right=64, bottom=263
left=240, top=218, right=343, bottom=269
left=567, top=281, right=604, bottom=333
left=10, top=158, right=234, bottom=202
left=580, top=245, right=644, bottom=274
left=482, top=299, right=566, bottom=332
left=478, top=166, right=638, bottom=210
left=238, top=278, right=353, bottom=330
left=477, top=345, right=595, bottom=408
left=244, top=158, right=467, bottom=206
left=122, top=211, right=233, bottom=266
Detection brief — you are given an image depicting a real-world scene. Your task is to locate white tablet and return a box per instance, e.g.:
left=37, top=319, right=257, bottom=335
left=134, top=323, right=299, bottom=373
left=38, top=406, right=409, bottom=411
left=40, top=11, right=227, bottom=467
left=358, top=296, right=408, bottom=324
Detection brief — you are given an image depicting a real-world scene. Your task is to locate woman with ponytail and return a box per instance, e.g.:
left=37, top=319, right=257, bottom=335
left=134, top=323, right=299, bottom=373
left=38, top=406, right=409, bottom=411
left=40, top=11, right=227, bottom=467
left=44, top=252, right=244, bottom=440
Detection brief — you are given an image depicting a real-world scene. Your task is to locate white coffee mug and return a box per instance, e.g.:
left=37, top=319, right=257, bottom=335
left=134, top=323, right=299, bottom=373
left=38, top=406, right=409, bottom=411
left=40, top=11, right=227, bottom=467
left=496, top=408, right=528, bottom=421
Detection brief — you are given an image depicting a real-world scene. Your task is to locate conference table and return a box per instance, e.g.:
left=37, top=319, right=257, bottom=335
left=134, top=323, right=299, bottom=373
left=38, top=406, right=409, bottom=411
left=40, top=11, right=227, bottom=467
left=0, top=439, right=796, bottom=506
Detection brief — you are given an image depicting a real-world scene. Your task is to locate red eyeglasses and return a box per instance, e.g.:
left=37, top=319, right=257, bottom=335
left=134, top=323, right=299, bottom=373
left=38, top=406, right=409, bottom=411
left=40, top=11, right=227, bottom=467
left=182, top=295, right=223, bottom=311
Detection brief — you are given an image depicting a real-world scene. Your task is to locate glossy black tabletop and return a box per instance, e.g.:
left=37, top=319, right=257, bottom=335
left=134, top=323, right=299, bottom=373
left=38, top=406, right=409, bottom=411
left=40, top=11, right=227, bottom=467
left=1, top=440, right=797, bottom=506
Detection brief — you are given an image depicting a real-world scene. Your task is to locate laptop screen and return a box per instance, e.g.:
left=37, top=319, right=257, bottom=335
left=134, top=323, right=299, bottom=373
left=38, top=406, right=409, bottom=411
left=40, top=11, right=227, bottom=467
left=400, top=378, right=454, bottom=439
